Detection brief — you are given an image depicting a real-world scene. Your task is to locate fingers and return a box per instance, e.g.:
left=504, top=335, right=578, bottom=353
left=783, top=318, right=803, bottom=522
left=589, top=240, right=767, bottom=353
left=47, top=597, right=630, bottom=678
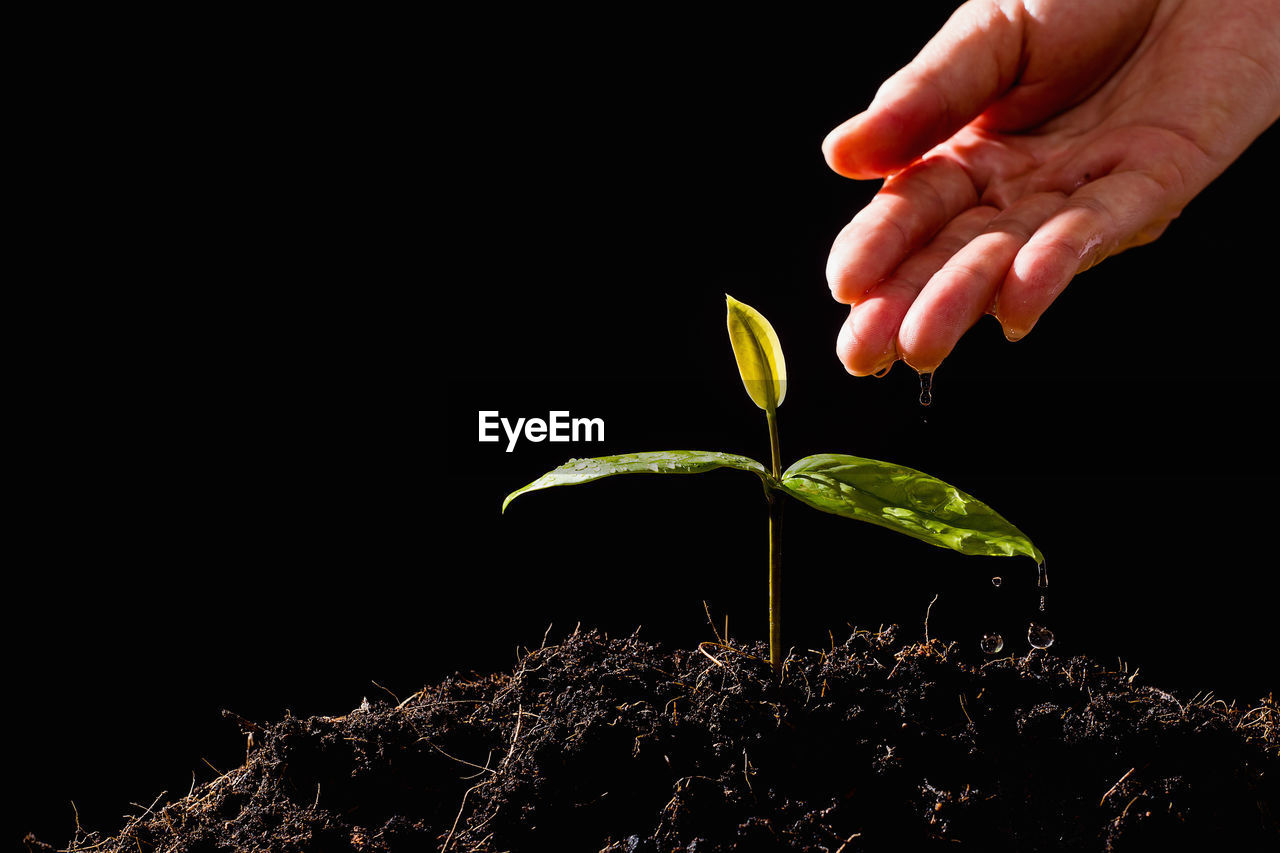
left=994, top=171, right=1178, bottom=339
left=823, top=0, right=1026, bottom=179
left=837, top=169, right=1178, bottom=374
left=827, top=156, right=980, bottom=304
left=898, top=192, right=1070, bottom=371
left=838, top=205, right=999, bottom=375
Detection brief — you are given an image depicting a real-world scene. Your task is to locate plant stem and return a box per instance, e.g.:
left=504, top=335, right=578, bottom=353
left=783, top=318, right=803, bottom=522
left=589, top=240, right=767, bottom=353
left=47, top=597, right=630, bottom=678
left=766, top=409, right=783, bottom=680
left=768, top=490, right=783, bottom=680
left=766, top=409, right=781, bottom=481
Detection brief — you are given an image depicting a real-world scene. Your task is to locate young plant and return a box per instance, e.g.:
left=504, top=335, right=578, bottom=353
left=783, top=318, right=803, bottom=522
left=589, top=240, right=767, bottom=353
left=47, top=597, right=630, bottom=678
left=503, top=295, right=1042, bottom=678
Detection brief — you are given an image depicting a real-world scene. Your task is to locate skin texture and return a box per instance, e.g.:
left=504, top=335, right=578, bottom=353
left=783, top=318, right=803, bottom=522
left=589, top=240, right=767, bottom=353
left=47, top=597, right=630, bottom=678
left=824, top=0, right=1280, bottom=375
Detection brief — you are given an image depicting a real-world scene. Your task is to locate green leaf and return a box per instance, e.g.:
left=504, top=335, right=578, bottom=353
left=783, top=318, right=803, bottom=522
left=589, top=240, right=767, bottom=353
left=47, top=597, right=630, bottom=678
left=726, top=294, right=787, bottom=412
left=780, top=453, right=1043, bottom=561
left=503, top=451, right=773, bottom=513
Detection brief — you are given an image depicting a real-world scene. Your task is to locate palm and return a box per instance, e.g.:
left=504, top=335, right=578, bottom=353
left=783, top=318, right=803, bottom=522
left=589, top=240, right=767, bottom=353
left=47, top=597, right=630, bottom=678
left=825, top=0, right=1280, bottom=375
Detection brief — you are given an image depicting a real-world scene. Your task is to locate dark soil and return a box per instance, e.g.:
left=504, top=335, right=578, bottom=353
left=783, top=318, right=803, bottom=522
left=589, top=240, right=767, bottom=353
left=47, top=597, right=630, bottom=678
left=28, top=627, right=1278, bottom=852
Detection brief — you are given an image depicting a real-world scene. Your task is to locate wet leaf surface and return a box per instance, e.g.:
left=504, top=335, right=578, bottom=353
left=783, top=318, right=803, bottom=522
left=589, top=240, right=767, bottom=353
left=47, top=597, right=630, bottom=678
left=502, top=451, right=773, bottom=512
left=781, top=453, right=1043, bottom=561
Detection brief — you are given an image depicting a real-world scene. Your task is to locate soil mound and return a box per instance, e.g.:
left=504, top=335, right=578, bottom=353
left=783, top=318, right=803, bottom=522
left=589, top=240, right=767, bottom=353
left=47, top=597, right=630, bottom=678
left=28, top=627, right=1278, bottom=852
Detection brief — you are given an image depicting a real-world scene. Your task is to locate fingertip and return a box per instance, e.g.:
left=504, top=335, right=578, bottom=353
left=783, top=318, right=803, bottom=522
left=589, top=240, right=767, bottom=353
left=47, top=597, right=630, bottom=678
left=825, top=217, right=883, bottom=305
left=837, top=304, right=899, bottom=376
left=822, top=109, right=913, bottom=180
left=826, top=252, right=875, bottom=305
left=835, top=312, right=864, bottom=374
left=896, top=275, right=969, bottom=375
left=995, top=233, right=1078, bottom=341
left=822, top=113, right=874, bottom=179
left=896, top=325, right=945, bottom=376
left=999, top=318, right=1032, bottom=342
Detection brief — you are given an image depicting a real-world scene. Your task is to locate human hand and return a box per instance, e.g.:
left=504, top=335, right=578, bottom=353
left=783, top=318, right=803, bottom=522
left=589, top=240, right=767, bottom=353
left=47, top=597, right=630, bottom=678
left=824, top=0, right=1280, bottom=375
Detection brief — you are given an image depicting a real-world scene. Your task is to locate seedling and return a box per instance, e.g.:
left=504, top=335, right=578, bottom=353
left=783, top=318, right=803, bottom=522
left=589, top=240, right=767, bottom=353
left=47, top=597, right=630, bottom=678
left=504, top=295, right=1042, bottom=678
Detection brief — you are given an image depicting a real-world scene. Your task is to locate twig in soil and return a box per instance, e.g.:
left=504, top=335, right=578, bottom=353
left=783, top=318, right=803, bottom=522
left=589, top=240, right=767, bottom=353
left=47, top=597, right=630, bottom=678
left=371, top=681, right=400, bottom=705
left=125, top=791, right=166, bottom=824
left=395, top=690, right=426, bottom=710
left=220, top=708, right=263, bottom=734
left=698, top=642, right=729, bottom=670
left=441, top=752, right=496, bottom=852
left=702, top=600, right=729, bottom=646
left=923, top=593, right=939, bottom=644
left=697, top=641, right=761, bottom=664
left=1100, top=767, right=1136, bottom=806
left=1236, top=700, right=1278, bottom=744
left=423, top=741, right=496, bottom=779
left=834, top=832, right=862, bottom=853
left=61, top=802, right=107, bottom=853
left=502, top=705, right=525, bottom=769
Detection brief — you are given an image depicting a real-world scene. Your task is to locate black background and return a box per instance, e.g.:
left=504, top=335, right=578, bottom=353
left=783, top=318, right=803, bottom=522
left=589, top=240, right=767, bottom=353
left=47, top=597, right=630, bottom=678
left=14, top=6, right=1278, bottom=847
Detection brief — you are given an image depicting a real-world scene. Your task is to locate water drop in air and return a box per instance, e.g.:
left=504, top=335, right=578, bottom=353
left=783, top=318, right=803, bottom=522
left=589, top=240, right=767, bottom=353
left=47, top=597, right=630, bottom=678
left=918, top=372, right=934, bottom=407
left=1035, top=560, right=1048, bottom=612
left=991, top=576, right=1003, bottom=588
left=1027, top=623, right=1055, bottom=649
left=979, top=633, right=1004, bottom=654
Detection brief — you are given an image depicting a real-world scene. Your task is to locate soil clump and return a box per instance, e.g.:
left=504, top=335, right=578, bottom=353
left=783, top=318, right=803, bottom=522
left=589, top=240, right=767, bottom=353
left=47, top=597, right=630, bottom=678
left=28, top=627, right=1279, bottom=851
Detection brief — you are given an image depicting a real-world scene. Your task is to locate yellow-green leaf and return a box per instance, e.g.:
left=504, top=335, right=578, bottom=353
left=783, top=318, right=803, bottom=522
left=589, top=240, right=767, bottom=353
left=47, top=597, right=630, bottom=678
left=726, top=294, right=786, bottom=412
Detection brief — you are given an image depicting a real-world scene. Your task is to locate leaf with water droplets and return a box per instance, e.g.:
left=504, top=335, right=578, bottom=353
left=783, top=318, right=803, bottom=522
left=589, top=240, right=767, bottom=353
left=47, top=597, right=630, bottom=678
left=502, top=451, right=774, bottom=513
left=779, top=453, right=1043, bottom=561
left=725, top=294, right=786, bottom=413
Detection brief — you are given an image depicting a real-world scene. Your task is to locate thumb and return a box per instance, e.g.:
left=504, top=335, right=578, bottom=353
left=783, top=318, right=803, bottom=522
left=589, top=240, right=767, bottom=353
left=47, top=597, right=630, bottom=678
left=823, top=0, right=1026, bottom=179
